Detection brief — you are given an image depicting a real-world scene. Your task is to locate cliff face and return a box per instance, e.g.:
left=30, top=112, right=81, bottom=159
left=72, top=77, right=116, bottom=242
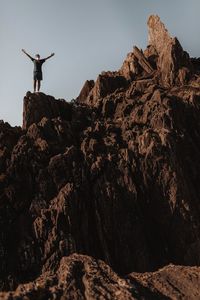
left=1, top=15, right=200, bottom=299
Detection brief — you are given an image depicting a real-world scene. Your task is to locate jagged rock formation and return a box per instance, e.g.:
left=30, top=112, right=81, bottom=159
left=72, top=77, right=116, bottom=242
left=1, top=15, right=200, bottom=299
left=23, top=92, right=72, bottom=130
left=0, top=254, right=200, bottom=300
left=77, top=80, right=95, bottom=103
left=120, top=46, right=154, bottom=80
left=80, top=15, right=195, bottom=107
left=121, top=14, right=193, bottom=88
left=147, top=15, right=192, bottom=86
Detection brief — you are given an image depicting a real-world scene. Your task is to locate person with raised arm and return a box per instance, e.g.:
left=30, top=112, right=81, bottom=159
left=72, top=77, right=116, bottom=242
left=22, top=49, right=55, bottom=93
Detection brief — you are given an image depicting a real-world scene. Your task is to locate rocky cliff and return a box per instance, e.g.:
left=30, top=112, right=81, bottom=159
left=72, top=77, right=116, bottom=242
left=0, top=15, right=200, bottom=299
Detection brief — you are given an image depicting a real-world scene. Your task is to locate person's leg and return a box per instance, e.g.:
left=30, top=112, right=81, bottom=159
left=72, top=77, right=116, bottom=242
left=37, top=80, right=41, bottom=92
left=33, top=80, right=37, bottom=92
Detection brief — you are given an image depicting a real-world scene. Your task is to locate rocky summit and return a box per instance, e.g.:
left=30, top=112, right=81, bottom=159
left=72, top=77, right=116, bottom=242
left=0, top=15, right=200, bottom=299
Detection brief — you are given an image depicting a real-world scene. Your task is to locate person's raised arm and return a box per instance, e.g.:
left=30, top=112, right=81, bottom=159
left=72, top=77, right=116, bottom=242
left=44, top=53, right=55, bottom=60
left=22, top=49, right=34, bottom=60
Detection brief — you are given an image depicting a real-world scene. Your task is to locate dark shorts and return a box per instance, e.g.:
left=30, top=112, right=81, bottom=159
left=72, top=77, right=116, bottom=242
left=33, top=71, right=43, bottom=81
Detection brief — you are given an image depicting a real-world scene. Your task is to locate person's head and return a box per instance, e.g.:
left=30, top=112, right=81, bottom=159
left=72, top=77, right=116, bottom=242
left=35, top=54, right=40, bottom=60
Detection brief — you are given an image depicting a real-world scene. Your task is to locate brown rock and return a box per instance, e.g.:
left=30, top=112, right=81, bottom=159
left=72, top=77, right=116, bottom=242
left=120, top=46, right=154, bottom=79
left=129, top=264, right=200, bottom=299
left=1, top=15, right=200, bottom=299
left=147, top=15, right=192, bottom=86
left=120, top=51, right=141, bottom=79
left=0, top=255, right=199, bottom=299
left=88, top=72, right=128, bottom=105
left=132, top=46, right=154, bottom=74
left=77, top=80, right=95, bottom=103
left=23, top=92, right=72, bottom=130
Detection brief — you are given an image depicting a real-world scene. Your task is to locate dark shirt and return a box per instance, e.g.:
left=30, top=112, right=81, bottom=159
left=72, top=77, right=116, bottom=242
left=31, top=58, right=46, bottom=73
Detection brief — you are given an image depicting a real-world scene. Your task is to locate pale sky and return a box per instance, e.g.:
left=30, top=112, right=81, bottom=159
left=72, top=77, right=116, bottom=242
left=0, top=0, right=199, bottom=126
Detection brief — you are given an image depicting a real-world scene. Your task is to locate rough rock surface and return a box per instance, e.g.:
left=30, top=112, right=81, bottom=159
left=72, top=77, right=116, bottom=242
left=77, top=80, right=95, bottom=103
left=147, top=15, right=192, bottom=86
left=0, top=254, right=199, bottom=300
left=23, top=92, right=72, bottom=130
left=1, top=15, right=200, bottom=299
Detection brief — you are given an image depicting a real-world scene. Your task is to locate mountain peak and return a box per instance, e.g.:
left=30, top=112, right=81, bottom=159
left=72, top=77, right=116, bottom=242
left=147, top=15, right=173, bottom=51
left=147, top=14, right=192, bottom=85
left=78, top=15, right=194, bottom=107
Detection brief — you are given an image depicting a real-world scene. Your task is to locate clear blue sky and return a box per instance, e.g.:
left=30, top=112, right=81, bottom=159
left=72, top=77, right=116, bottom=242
left=0, top=0, right=199, bottom=126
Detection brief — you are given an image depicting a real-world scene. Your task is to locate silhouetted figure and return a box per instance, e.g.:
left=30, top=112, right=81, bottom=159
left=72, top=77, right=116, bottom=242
left=22, top=49, right=55, bottom=92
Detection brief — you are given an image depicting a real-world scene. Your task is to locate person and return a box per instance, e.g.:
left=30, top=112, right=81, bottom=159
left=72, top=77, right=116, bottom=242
left=22, top=49, right=55, bottom=93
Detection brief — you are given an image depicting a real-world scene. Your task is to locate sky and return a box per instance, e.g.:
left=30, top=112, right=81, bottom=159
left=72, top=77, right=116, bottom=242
left=0, top=0, right=200, bottom=126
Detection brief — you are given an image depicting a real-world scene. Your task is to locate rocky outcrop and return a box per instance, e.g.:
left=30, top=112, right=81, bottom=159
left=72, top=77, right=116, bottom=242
left=23, top=92, right=72, bottom=130
left=129, top=264, right=200, bottom=299
left=1, top=15, right=200, bottom=299
left=0, top=254, right=199, bottom=300
left=147, top=15, right=192, bottom=86
left=119, top=15, right=193, bottom=87
left=80, top=72, right=128, bottom=105
left=77, top=80, right=95, bottom=103
left=78, top=15, right=195, bottom=106
left=120, top=46, right=154, bottom=80
left=132, top=46, right=154, bottom=74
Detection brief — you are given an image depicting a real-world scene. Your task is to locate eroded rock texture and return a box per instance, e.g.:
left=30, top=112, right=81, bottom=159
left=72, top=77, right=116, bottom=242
left=0, top=254, right=199, bottom=300
left=147, top=15, right=192, bottom=86
left=1, top=15, right=200, bottom=299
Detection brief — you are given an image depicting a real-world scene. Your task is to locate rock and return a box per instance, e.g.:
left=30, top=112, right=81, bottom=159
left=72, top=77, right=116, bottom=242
left=177, top=67, right=190, bottom=85
left=120, top=46, right=154, bottom=80
left=120, top=51, right=141, bottom=79
left=23, top=92, right=72, bottom=130
left=132, top=46, right=154, bottom=74
left=1, top=15, right=200, bottom=298
left=0, top=121, right=21, bottom=172
left=129, top=264, right=200, bottom=299
left=191, top=57, right=200, bottom=74
left=85, top=72, right=128, bottom=105
left=77, top=80, right=95, bottom=103
left=120, top=14, right=193, bottom=86
left=0, top=255, right=199, bottom=300
left=147, top=15, right=192, bottom=86
left=143, top=45, right=158, bottom=68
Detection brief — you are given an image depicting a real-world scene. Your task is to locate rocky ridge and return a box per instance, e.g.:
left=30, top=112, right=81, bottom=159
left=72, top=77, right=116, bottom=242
left=0, top=15, right=200, bottom=299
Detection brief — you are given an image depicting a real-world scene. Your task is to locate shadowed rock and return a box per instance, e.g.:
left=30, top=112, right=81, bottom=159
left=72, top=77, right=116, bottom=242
left=0, top=254, right=199, bottom=300
left=77, top=80, right=95, bottom=103
left=82, top=72, right=128, bottom=105
left=23, top=92, right=72, bottom=130
left=1, top=15, right=200, bottom=299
